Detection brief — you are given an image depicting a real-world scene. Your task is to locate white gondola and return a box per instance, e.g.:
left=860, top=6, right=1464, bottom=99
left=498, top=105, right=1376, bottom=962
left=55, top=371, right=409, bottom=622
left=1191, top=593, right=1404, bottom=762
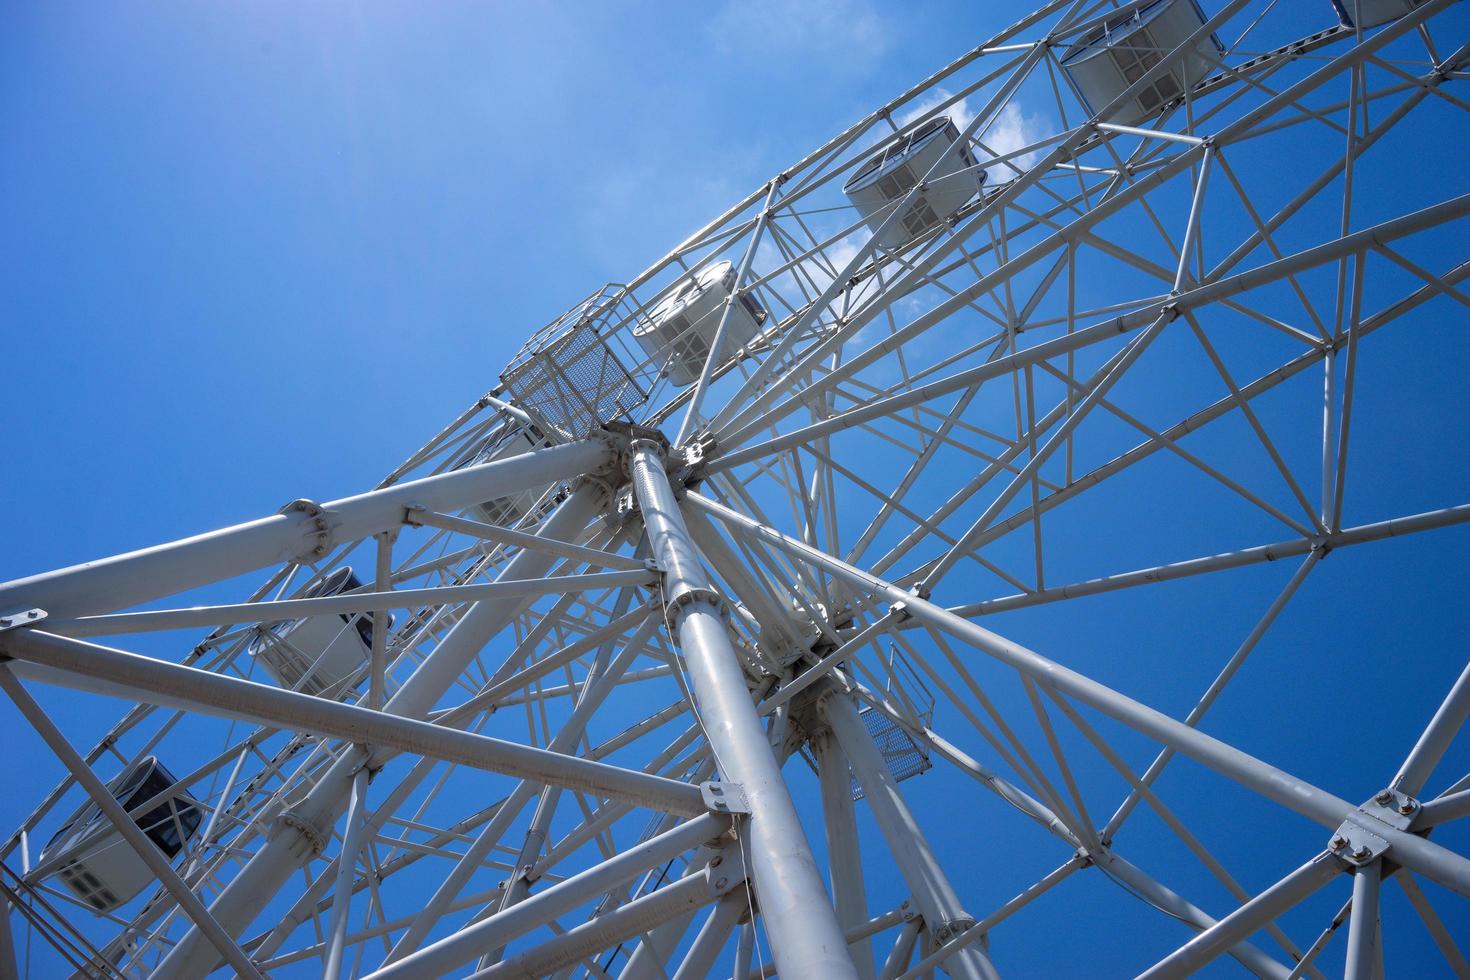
left=631, top=260, right=768, bottom=387
left=842, top=116, right=984, bottom=250
left=1060, top=0, right=1224, bottom=126
left=249, top=565, right=391, bottom=697
left=1333, top=0, right=1430, bottom=29
left=40, top=757, right=202, bottom=914
left=462, top=423, right=553, bottom=525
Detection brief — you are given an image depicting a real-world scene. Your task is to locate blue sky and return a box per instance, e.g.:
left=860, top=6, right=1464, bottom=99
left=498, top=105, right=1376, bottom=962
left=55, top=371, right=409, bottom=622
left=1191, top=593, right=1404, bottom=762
left=3, top=2, right=1469, bottom=977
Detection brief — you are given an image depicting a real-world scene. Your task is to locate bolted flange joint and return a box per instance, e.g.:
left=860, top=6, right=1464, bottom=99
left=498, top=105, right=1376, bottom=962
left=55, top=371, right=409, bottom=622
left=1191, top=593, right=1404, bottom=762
left=663, top=586, right=726, bottom=634
left=279, top=498, right=333, bottom=560
left=931, top=915, right=978, bottom=945
left=275, top=808, right=328, bottom=857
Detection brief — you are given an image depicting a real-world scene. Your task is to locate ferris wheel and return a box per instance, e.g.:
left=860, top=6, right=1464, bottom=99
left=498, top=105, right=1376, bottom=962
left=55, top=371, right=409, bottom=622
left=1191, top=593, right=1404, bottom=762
left=2, top=0, right=1469, bottom=977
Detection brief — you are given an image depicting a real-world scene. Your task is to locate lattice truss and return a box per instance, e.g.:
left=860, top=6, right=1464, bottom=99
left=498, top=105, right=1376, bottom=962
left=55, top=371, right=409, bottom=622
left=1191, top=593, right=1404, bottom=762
left=2, top=1, right=1469, bottom=977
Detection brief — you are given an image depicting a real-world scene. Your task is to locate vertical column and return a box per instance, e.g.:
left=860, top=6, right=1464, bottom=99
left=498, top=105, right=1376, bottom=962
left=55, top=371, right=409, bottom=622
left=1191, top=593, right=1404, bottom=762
left=814, top=729, right=878, bottom=980
left=628, top=440, right=858, bottom=980
left=819, top=686, right=999, bottom=980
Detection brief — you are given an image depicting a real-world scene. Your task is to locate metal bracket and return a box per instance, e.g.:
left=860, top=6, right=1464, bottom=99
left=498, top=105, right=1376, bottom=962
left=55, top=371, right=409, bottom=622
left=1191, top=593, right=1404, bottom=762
left=700, top=780, right=750, bottom=815
left=0, top=609, right=46, bottom=633
left=279, top=498, right=332, bottom=559
left=1330, top=811, right=1394, bottom=867
left=1363, top=787, right=1419, bottom=828
left=614, top=487, right=639, bottom=520
left=705, top=846, right=749, bottom=897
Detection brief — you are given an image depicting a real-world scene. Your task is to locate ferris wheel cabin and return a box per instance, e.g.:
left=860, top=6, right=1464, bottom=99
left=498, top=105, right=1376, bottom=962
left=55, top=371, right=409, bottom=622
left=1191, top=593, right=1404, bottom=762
left=39, top=757, right=202, bottom=914
left=248, top=565, right=392, bottom=697
left=632, top=260, right=768, bottom=387
left=843, top=115, right=984, bottom=250
left=1333, top=0, right=1432, bottom=29
left=459, top=424, right=553, bottom=526
left=1060, top=0, right=1224, bottom=126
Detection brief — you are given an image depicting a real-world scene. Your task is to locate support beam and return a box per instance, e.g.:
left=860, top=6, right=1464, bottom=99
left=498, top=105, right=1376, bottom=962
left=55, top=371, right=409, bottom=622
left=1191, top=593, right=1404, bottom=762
left=1393, top=658, right=1470, bottom=798
left=0, top=629, right=702, bottom=817
left=0, top=667, right=267, bottom=980
left=382, top=612, right=663, bottom=962
left=672, top=892, right=747, bottom=980
left=364, top=814, right=730, bottom=980
left=50, top=569, right=657, bottom=637
left=1137, top=853, right=1344, bottom=979
left=688, top=491, right=1470, bottom=898
left=0, top=438, right=613, bottom=619
left=818, top=686, right=995, bottom=980
left=1343, top=862, right=1382, bottom=980
left=467, top=858, right=735, bottom=980
left=321, top=767, right=370, bottom=980
left=147, top=485, right=631, bottom=979
left=814, top=729, right=878, bottom=980
left=630, top=440, right=858, bottom=980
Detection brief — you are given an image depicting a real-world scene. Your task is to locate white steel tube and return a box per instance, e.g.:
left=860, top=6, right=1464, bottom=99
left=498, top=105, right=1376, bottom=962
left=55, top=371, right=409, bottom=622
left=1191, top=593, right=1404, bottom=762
left=321, top=767, right=369, bottom=979
left=1343, top=862, right=1382, bottom=980
left=1137, top=853, right=1343, bottom=979
left=52, top=569, right=655, bottom=637
left=0, top=629, right=703, bottom=814
left=672, top=893, right=746, bottom=980
left=364, top=814, right=730, bottom=980
left=148, top=484, right=624, bottom=978
left=0, top=666, right=267, bottom=980
left=629, top=441, right=858, bottom=980
left=467, top=868, right=724, bottom=980
left=1392, top=658, right=1470, bottom=797
left=688, top=491, right=1470, bottom=898
left=819, top=687, right=995, bottom=980
left=814, top=730, right=877, bottom=980
left=0, top=438, right=612, bottom=620
left=384, top=612, right=661, bottom=962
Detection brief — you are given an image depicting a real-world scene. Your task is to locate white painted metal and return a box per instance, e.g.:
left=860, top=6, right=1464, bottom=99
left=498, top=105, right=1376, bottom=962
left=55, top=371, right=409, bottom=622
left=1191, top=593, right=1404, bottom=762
left=2, top=2, right=1468, bottom=976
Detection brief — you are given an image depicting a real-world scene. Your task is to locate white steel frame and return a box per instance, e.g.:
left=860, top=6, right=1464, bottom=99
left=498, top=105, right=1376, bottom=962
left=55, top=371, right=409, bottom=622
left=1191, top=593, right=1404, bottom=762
left=2, top=1, right=1469, bottom=977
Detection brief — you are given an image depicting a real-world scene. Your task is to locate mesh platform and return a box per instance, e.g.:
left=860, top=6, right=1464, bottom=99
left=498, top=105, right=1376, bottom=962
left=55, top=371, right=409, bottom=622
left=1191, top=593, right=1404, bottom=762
left=851, top=703, right=934, bottom=801
left=500, top=284, right=649, bottom=437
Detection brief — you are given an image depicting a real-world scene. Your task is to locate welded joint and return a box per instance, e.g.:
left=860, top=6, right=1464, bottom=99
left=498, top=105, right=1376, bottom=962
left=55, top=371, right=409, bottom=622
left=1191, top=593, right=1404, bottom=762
left=279, top=498, right=332, bottom=559
left=1330, top=810, right=1395, bottom=867
left=0, top=608, right=46, bottom=633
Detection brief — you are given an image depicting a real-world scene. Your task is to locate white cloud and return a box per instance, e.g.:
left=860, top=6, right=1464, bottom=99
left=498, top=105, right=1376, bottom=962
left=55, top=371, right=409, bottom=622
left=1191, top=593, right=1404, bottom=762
left=898, top=88, right=975, bottom=131
left=708, top=0, right=890, bottom=61
left=979, top=102, right=1050, bottom=180
left=896, top=91, right=1050, bottom=182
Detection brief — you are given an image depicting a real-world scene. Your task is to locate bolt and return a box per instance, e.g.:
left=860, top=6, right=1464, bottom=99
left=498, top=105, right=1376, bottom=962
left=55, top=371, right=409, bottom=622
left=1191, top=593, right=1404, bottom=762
left=1399, top=801, right=1416, bottom=815
left=1352, top=846, right=1372, bottom=860
left=1331, top=835, right=1348, bottom=850
left=26, top=610, right=38, bottom=619
left=1374, top=790, right=1394, bottom=805
left=714, top=877, right=729, bottom=890
left=0, top=618, right=9, bottom=628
